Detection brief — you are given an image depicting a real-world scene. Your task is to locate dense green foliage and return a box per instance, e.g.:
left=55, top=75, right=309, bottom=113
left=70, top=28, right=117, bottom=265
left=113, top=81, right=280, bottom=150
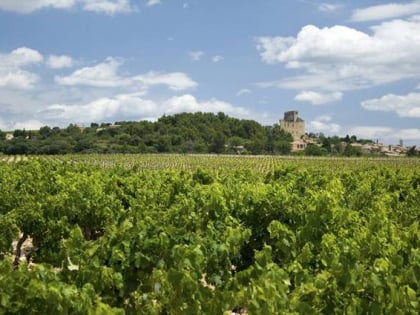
left=0, top=112, right=292, bottom=155
left=0, top=156, right=419, bottom=314
left=1, top=112, right=414, bottom=157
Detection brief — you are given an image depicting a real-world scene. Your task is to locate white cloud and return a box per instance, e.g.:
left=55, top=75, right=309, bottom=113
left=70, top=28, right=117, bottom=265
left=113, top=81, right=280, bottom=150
left=295, top=91, right=342, bottom=105
left=347, top=126, right=420, bottom=143
left=212, top=55, right=224, bottom=63
left=0, top=47, right=43, bottom=89
left=309, top=115, right=341, bottom=133
left=35, top=93, right=250, bottom=125
left=183, top=2, right=189, bottom=9
left=0, top=119, right=44, bottom=131
left=0, top=0, right=76, bottom=14
left=145, top=0, right=160, bottom=7
left=236, top=88, right=252, bottom=97
left=0, top=0, right=133, bottom=14
left=257, top=36, right=295, bottom=65
left=55, top=57, right=128, bottom=87
left=4, top=47, right=44, bottom=66
left=37, top=92, right=155, bottom=123
left=83, top=0, right=131, bottom=15
left=55, top=58, right=198, bottom=91
left=0, top=71, right=40, bottom=90
left=348, top=126, right=394, bottom=139
left=257, top=18, right=420, bottom=92
left=361, top=92, right=420, bottom=117
left=162, top=95, right=250, bottom=117
left=351, top=2, right=420, bottom=22
left=46, top=55, right=74, bottom=69
left=394, top=128, right=420, bottom=141
left=319, top=3, right=340, bottom=12
left=188, top=51, right=205, bottom=61
left=133, top=72, right=197, bottom=90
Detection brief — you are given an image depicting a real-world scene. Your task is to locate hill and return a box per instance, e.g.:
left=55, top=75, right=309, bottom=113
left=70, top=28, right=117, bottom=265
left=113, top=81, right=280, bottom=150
left=0, top=112, right=293, bottom=155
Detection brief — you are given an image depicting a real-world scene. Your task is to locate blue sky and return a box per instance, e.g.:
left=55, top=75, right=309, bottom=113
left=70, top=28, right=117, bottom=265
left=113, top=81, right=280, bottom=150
left=0, top=0, right=419, bottom=145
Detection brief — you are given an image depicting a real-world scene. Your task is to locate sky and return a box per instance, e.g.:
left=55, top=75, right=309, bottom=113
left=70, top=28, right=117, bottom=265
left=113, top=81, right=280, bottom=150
left=0, top=0, right=419, bottom=145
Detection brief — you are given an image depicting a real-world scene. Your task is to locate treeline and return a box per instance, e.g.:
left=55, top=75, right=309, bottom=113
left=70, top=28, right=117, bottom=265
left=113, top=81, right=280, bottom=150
left=1, top=112, right=417, bottom=156
left=0, top=112, right=293, bottom=155
left=303, top=134, right=371, bottom=157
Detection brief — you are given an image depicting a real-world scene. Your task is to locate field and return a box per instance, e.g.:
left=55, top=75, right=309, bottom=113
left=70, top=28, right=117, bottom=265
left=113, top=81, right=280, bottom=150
left=0, top=155, right=419, bottom=314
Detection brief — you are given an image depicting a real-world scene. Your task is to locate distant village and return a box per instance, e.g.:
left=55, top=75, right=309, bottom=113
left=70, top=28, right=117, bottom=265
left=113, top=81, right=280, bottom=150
left=280, top=110, right=419, bottom=157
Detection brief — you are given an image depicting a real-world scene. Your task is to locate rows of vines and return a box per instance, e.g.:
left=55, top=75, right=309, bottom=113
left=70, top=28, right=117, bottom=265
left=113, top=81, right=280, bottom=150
left=0, top=156, right=419, bottom=314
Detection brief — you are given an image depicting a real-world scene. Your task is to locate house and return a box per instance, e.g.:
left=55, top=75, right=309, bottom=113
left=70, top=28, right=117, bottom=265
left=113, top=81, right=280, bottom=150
left=5, top=133, right=14, bottom=141
left=291, top=140, right=307, bottom=152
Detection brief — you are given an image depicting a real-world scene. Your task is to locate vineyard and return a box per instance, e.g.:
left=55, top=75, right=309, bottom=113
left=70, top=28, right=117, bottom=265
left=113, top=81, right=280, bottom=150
left=0, top=155, right=419, bottom=314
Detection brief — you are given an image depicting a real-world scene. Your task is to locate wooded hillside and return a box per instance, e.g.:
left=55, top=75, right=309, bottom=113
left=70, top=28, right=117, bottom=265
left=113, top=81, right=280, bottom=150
left=0, top=112, right=293, bottom=155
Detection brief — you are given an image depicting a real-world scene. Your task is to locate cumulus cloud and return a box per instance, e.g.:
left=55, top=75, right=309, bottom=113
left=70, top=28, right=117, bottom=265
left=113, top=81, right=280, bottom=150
left=55, top=57, right=127, bottom=87
left=348, top=126, right=420, bottom=142
left=348, top=126, right=394, bottom=139
left=0, top=47, right=43, bottom=89
left=133, top=72, right=198, bottom=91
left=55, top=58, right=197, bottom=90
left=0, top=0, right=76, bottom=14
left=309, top=115, right=341, bottom=133
left=83, top=0, right=131, bottom=15
left=212, top=55, right=224, bottom=63
left=35, top=93, right=250, bottom=125
left=0, top=0, right=133, bottom=15
left=46, top=55, right=74, bottom=69
left=393, top=128, right=420, bottom=140
left=145, top=0, right=160, bottom=7
left=361, top=92, right=420, bottom=117
left=319, top=3, right=341, bottom=12
left=256, top=18, right=420, bottom=92
left=0, top=118, right=45, bottom=131
left=3, top=47, right=44, bottom=66
left=295, top=91, right=342, bottom=105
left=162, top=95, right=250, bottom=117
left=37, top=92, right=154, bottom=123
left=236, top=88, right=252, bottom=97
left=351, top=2, right=420, bottom=22
left=0, top=72, right=40, bottom=90
left=188, top=51, right=205, bottom=61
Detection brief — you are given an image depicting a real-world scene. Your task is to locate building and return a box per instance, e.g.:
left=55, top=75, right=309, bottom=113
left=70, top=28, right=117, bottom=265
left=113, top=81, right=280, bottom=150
left=96, top=124, right=122, bottom=133
left=291, top=139, right=307, bottom=152
left=5, top=133, right=14, bottom=141
left=279, top=110, right=305, bottom=140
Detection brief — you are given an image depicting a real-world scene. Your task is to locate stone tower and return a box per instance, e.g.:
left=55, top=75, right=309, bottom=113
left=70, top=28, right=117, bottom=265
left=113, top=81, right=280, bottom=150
left=279, top=110, right=305, bottom=140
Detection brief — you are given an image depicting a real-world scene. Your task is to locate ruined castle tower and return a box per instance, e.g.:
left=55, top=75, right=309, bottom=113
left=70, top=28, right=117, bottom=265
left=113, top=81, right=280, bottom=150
left=279, top=110, right=305, bottom=140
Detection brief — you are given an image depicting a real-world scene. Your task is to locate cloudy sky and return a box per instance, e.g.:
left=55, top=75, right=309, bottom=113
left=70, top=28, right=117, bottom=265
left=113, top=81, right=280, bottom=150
left=0, top=0, right=419, bottom=145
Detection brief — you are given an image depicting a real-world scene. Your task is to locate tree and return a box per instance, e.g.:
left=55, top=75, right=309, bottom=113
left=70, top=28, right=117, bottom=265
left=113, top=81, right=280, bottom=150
left=304, top=144, right=326, bottom=156
left=321, top=137, right=332, bottom=153
left=273, top=140, right=291, bottom=155
left=5, top=139, right=31, bottom=154
left=0, top=112, right=296, bottom=155
left=343, top=144, right=362, bottom=156
left=13, top=129, right=26, bottom=138
left=228, top=136, right=244, bottom=147
left=407, top=146, right=418, bottom=157
left=209, top=132, right=226, bottom=153
left=39, top=126, right=52, bottom=138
